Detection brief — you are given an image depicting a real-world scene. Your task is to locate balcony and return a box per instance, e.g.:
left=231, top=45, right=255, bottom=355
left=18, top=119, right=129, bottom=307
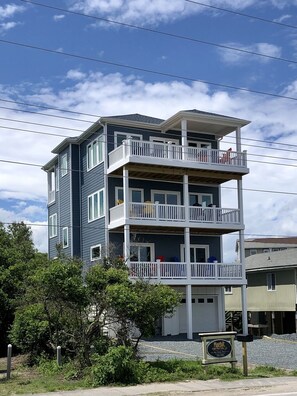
left=129, top=261, right=245, bottom=286
left=108, top=139, right=248, bottom=180
left=109, top=202, right=242, bottom=232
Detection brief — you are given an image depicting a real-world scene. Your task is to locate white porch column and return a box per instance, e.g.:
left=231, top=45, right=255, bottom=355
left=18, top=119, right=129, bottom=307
left=181, top=119, right=188, bottom=160
left=186, top=284, right=193, bottom=339
left=123, top=167, right=130, bottom=267
left=183, top=174, right=189, bottom=223
left=238, top=177, right=248, bottom=335
left=236, top=126, right=241, bottom=152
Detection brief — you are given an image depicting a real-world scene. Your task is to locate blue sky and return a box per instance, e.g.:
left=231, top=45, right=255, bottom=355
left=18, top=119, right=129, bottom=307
left=1, top=0, right=297, bottom=258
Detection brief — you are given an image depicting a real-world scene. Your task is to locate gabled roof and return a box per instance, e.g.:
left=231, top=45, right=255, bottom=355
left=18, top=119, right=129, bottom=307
left=236, top=237, right=297, bottom=252
left=246, top=248, right=297, bottom=272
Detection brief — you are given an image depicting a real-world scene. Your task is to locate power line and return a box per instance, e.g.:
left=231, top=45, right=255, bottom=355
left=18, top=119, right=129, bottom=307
left=185, top=0, right=297, bottom=30
left=17, top=0, right=297, bottom=66
left=2, top=37, right=297, bottom=104
left=0, top=116, right=84, bottom=132
left=0, top=97, right=98, bottom=118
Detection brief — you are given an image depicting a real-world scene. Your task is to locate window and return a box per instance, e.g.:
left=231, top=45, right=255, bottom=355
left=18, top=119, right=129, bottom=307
left=151, top=190, right=180, bottom=205
left=91, top=244, right=101, bottom=261
left=224, top=286, right=233, bottom=294
left=87, top=136, right=104, bottom=170
left=88, top=189, right=104, bottom=222
left=49, top=214, right=57, bottom=238
left=130, top=243, right=154, bottom=261
left=55, top=166, right=59, bottom=191
left=114, top=132, right=142, bottom=148
left=61, top=154, right=68, bottom=177
left=267, top=273, right=276, bottom=291
left=48, top=170, right=55, bottom=204
left=189, top=193, right=213, bottom=206
left=62, top=227, right=68, bottom=248
left=115, top=187, right=143, bottom=204
left=181, top=244, right=209, bottom=263
left=188, top=140, right=211, bottom=149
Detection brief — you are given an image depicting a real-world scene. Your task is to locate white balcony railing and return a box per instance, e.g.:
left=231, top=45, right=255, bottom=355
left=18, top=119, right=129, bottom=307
left=130, top=261, right=243, bottom=282
left=108, top=139, right=247, bottom=169
left=109, top=202, right=240, bottom=226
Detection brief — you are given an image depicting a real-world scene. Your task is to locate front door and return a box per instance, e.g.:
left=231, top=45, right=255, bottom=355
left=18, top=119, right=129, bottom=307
left=181, top=244, right=209, bottom=263
left=130, top=243, right=155, bottom=262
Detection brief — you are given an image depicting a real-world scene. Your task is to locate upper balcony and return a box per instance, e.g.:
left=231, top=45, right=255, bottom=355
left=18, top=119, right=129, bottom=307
left=109, top=202, right=243, bottom=234
left=107, top=139, right=248, bottom=184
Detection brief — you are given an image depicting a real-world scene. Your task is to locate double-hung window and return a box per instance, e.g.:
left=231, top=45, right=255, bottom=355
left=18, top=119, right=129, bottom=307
left=88, top=189, right=104, bottom=222
left=87, top=136, right=104, bottom=170
left=49, top=213, right=57, bottom=238
left=61, top=154, right=68, bottom=177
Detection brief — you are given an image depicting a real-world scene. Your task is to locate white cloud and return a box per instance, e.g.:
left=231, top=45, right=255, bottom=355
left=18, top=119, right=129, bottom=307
left=2, top=70, right=297, bottom=258
left=0, top=4, right=25, bottom=20
left=0, top=21, right=19, bottom=33
left=274, top=14, right=292, bottom=23
left=218, top=42, right=282, bottom=65
left=53, top=14, right=65, bottom=21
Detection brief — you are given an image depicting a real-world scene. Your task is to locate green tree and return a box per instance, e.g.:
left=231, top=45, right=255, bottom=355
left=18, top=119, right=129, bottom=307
left=10, top=256, right=180, bottom=367
left=0, top=222, right=42, bottom=355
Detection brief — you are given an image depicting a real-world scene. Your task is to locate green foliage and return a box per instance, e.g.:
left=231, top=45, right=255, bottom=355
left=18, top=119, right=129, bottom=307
left=9, top=304, right=49, bottom=359
left=91, top=346, right=140, bottom=385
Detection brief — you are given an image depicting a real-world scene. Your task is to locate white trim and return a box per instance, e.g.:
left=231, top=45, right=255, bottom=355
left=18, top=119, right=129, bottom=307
left=61, top=153, right=68, bottom=177
left=115, top=187, right=144, bottom=204
left=114, top=131, right=142, bottom=148
left=180, top=244, right=210, bottom=262
left=49, top=213, right=58, bottom=238
left=188, top=140, right=211, bottom=149
left=129, top=242, right=155, bottom=261
left=149, top=136, right=179, bottom=145
left=151, top=189, right=181, bottom=205
left=62, top=227, right=69, bottom=248
left=90, top=244, right=102, bottom=261
left=88, top=188, right=105, bottom=222
left=55, top=165, right=59, bottom=192
left=87, top=135, right=104, bottom=171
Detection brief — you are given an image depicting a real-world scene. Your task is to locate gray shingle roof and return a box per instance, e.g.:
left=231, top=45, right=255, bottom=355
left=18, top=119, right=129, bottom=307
left=246, top=248, right=297, bottom=271
left=101, top=113, right=164, bottom=124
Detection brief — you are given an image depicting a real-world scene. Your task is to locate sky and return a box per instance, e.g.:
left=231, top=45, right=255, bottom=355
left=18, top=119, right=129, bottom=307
left=1, top=0, right=297, bottom=261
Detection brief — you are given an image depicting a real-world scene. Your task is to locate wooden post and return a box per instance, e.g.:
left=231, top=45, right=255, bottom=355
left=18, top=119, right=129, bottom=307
left=7, top=344, right=12, bottom=380
left=242, top=341, right=248, bottom=376
left=57, top=346, right=62, bottom=366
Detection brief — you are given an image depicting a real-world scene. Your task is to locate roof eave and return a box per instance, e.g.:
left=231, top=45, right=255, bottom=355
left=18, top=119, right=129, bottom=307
left=100, top=117, right=162, bottom=130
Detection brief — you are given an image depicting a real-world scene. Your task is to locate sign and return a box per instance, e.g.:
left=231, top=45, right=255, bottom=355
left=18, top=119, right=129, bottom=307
left=207, top=339, right=232, bottom=358
left=199, top=331, right=237, bottom=366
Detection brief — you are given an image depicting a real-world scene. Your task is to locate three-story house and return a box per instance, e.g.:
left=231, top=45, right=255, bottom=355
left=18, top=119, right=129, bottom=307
left=43, top=109, right=250, bottom=339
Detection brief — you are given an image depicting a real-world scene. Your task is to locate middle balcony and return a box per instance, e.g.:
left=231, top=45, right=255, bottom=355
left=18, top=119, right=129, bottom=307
left=109, top=202, right=242, bottom=233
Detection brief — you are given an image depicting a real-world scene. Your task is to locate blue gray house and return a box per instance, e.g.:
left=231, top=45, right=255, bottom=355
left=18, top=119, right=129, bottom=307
left=43, top=109, right=250, bottom=338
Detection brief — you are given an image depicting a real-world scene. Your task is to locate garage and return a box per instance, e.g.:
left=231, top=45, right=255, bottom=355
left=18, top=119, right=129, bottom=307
left=163, top=295, right=219, bottom=335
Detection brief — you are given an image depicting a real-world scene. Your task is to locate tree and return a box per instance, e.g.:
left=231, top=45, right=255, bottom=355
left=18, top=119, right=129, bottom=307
left=10, top=256, right=181, bottom=366
left=0, top=222, right=42, bottom=355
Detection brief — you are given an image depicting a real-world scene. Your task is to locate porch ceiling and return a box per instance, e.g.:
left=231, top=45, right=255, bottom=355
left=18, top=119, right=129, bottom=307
left=110, top=163, right=242, bottom=184
left=109, top=225, right=237, bottom=236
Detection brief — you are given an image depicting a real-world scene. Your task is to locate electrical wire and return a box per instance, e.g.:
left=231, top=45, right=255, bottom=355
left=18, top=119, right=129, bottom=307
left=16, top=0, right=297, bottom=66
left=2, top=37, right=297, bottom=104
left=185, top=0, right=297, bottom=30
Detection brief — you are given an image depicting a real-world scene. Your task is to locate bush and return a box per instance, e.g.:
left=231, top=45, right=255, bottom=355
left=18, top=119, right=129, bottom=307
left=91, top=346, right=141, bottom=385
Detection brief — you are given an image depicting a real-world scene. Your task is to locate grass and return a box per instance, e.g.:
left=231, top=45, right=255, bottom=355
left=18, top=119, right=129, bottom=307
left=0, top=356, right=295, bottom=396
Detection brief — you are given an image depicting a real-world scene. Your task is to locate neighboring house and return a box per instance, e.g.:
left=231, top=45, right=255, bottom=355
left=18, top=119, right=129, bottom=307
left=226, top=238, right=297, bottom=335
left=43, top=109, right=250, bottom=339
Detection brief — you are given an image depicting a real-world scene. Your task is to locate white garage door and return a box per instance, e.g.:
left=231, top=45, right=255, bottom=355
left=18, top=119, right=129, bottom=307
left=179, top=296, right=218, bottom=333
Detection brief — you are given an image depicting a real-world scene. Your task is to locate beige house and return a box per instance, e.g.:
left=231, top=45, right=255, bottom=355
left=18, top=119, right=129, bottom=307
left=226, top=240, right=297, bottom=335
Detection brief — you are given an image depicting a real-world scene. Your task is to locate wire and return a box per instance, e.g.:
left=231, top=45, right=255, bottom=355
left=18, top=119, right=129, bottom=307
left=16, top=0, right=297, bottom=66
left=185, top=0, right=297, bottom=30
left=0, top=125, right=69, bottom=138
left=0, top=116, right=84, bottom=132
left=0, top=104, right=94, bottom=124
left=0, top=97, right=99, bottom=118
left=2, top=37, right=297, bottom=104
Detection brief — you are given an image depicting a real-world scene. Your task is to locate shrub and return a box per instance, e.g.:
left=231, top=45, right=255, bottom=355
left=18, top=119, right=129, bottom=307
left=91, top=346, right=141, bottom=385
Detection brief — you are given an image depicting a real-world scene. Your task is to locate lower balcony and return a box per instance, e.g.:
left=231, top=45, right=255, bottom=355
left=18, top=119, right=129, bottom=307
left=109, top=202, right=242, bottom=231
left=129, top=261, right=245, bottom=286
